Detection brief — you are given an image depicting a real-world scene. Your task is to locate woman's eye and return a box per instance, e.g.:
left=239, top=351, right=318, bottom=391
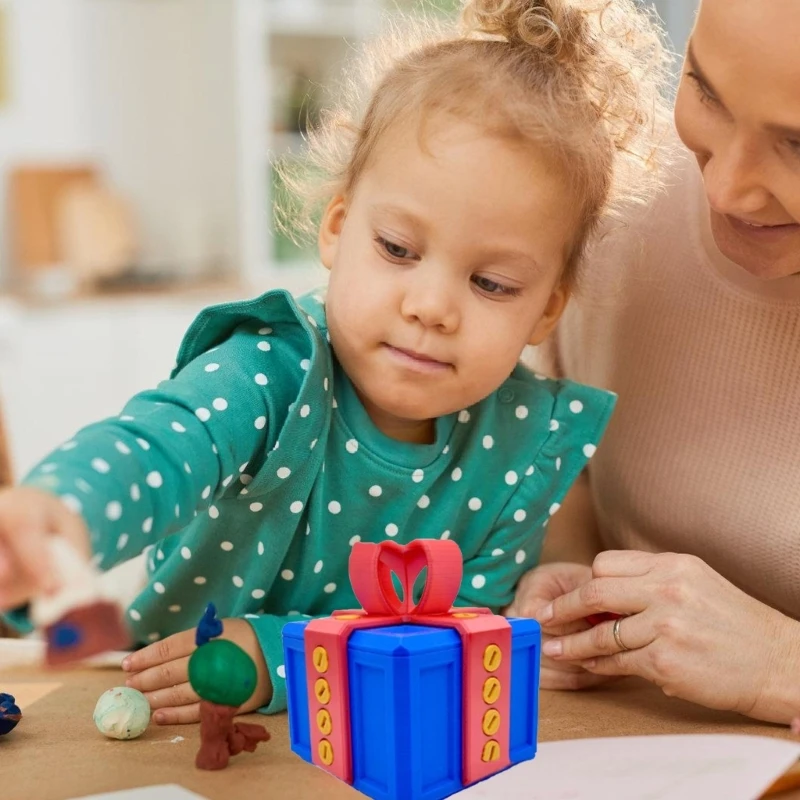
left=687, top=71, right=720, bottom=109
left=472, top=275, right=520, bottom=297
left=377, top=236, right=413, bottom=260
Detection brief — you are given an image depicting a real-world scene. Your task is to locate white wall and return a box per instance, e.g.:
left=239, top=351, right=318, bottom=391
left=649, top=0, right=698, bottom=53
left=0, top=0, right=95, bottom=280
left=82, top=0, right=240, bottom=277
left=0, top=0, right=241, bottom=285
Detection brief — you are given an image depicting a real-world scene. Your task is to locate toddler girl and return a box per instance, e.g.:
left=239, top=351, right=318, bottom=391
left=0, top=0, right=668, bottom=721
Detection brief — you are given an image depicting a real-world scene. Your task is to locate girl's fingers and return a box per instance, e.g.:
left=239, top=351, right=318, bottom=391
left=125, top=655, right=192, bottom=693
left=144, top=681, right=199, bottom=712
left=152, top=702, right=201, bottom=726
left=123, top=630, right=196, bottom=673
left=540, top=666, right=622, bottom=691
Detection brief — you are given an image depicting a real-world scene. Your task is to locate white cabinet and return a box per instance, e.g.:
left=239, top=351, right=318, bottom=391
left=0, top=289, right=233, bottom=476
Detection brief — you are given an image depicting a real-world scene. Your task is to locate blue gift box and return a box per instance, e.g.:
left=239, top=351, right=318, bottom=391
left=283, top=617, right=541, bottom=800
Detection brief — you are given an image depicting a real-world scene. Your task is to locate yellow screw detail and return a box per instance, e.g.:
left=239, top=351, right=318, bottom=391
left=482, top=708, right=501, bottom=736
left=315, top=678, right=331, bottom=704
left=482, top=677, right=501, bottom=704
left=451, top=612, right=478, bottom=619
left=319, top=739, right=334, bottom=765
left=312, top=646, right=329, bottom=673
left=483, top=644, right=502, bottom=672
left=481, top=740, right=501, bottom=763
left=334, top=614, right=361, bottom=620
left=316, top=709, right=333, bottom=735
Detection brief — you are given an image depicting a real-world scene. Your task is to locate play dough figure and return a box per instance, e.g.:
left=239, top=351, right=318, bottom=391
left=188, top=604, right=270, bottom=770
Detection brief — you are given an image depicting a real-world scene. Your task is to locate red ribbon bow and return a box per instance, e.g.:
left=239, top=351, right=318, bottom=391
left=348, top=538, right=463, bottom=619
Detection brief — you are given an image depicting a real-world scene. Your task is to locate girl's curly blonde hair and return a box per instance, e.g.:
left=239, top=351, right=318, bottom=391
left=278, top=0, right=673, bottom=283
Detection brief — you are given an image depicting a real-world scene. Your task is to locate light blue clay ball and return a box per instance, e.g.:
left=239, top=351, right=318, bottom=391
left=93, top=687, right=151, bottom=740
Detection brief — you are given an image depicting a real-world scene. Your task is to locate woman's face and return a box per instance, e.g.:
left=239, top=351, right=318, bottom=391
left=674, top=0, right=800, bottom=280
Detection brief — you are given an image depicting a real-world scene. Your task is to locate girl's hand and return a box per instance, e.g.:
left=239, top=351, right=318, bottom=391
left=122, top=618, right=272, bottom=724
left=0, top=487, right=92, bottom=610
left=507, top=562, right=619, bottom=691
left=537, top=550, right=800, bottom=723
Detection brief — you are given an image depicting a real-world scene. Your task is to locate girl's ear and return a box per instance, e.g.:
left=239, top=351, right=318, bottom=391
left=528, top=283, right=571, bottom=346
left=318, top=195, right=347, bottom=270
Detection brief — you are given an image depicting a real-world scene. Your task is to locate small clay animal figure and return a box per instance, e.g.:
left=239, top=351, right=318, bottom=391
left=0, top=693, right=22, bottom=736
left=188, top=603, right=270, bottom=770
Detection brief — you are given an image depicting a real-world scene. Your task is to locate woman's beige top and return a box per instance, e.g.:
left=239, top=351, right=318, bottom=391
left=542, top=151, right=800, bottom=617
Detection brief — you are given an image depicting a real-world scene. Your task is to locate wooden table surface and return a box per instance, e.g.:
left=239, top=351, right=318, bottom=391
left=1, top=660, right=799, bottom=800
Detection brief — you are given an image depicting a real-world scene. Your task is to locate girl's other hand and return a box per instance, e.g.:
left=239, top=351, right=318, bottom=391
left=122, top=617, right=272, bottom=724
left=0, top=487, right=91, bottom=610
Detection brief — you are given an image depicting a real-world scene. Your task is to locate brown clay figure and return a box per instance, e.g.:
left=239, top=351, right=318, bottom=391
left=189, top=603, right=270, bottom=770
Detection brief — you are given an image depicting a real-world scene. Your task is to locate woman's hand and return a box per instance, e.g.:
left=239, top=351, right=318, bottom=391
left=122, top=618, right=272, bottom=724
left=507, top=562, right=620, bottom=691
left=536, top=550, right=800, bottom=723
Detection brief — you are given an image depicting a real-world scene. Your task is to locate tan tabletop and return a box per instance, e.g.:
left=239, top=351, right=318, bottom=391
left=1, top=663, right=799, bottom=800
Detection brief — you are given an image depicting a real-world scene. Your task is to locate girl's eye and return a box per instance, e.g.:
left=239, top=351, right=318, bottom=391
left=686, top=71, right=721, bottom=109
left=376, top=236, right=414, bottom=260
left=472, top=275, right=520, bottom=297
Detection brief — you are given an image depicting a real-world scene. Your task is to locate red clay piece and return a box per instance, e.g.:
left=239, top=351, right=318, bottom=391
left=44, top=600, right=130, bottom=667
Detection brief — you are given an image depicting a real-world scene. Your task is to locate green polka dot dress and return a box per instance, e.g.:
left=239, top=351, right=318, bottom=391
left=17, top=289, right=616, bottom=713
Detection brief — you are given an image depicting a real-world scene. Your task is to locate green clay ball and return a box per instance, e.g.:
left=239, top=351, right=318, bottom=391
left=93, top=687, right=151, bottom=740
left=188, top=639, right=257, bottom=707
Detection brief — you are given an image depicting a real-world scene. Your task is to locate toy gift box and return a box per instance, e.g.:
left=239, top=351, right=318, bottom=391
left=283, top=539, right=541, bottom=800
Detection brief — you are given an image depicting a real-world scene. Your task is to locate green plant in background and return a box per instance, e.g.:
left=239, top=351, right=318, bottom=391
left=411, top=0, right=460, bottom=13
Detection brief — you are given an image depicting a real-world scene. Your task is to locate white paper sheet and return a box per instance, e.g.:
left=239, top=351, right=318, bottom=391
left=68, top=786, right=208, bottom=800
left=455, top=735, right=800, bottom=800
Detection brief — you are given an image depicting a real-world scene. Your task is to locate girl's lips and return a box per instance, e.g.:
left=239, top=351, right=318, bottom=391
left=384, top=344, right=451, bottom=372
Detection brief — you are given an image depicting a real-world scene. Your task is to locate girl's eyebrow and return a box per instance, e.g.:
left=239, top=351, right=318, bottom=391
left=371, top=202, right=423, bottom=225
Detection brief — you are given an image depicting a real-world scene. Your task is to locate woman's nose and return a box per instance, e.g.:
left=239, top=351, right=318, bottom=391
left=703, top=140, right=772, bottom=219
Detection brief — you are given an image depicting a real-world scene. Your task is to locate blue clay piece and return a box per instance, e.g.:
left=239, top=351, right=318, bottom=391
left=195, top=602, right=223, bottom=647
left=0, top=693, right=22, bottom=736
left=52, top=622, right=82, bottom=649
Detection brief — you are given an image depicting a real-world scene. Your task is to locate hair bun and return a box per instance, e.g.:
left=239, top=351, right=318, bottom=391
left=462, top=0, right=589, bottom=64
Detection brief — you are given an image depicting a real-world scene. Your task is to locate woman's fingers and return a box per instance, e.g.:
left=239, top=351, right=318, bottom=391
left=544, top=612, right=654, bottom=660
left=537, top=576, right=648, bottom=627
left=591, top=550, right=659, bottom=578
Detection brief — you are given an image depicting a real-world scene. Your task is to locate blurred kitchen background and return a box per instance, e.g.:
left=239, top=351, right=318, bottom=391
left=0, top=0, right=697, bottom=476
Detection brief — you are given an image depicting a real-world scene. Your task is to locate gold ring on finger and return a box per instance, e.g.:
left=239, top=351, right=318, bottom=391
left=612, top=616, right=631, bottom=652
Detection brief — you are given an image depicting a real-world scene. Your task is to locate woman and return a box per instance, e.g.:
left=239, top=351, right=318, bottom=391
left=510, top=0, right=800, bottom=724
